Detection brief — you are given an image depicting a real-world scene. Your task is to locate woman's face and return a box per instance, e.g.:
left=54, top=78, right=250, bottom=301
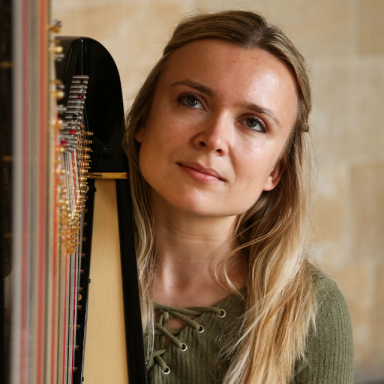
left=136, top=39, right=298, bottom=217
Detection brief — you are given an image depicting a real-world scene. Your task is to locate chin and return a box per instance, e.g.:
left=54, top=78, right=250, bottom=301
left=157, top=189, right=251, bottom=218
left=169, top=191, right=218, bottom=215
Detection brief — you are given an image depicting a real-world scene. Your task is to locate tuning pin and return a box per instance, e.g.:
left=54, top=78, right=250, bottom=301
left=50, top=20, right=62, bottom=33
left=53, top=90, right=65, bottom=100
left=55, top=53, right=65, bottom=62
left=56, top=146, right=65, bottom=154
left=53, top=45, right=63, bottom=54
left=53, top=119, right=64, bottom=130
left=56, top=105, right=66, bottom=116
left=51, top=79, right=63, bottom=86
left=50, top=42, right=65, bottom=61
left=69, top=221, right=78, bottom=229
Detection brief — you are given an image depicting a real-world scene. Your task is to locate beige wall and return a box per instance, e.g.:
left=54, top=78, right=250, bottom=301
left=52, top=1, right=384, bottom=382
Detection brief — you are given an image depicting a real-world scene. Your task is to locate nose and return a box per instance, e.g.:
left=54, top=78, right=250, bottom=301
left=192, top=113, right=231, bottom=156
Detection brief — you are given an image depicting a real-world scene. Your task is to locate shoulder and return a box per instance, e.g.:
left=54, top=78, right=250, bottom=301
left=312, top=269, right=351, bottom=320
left=292, top=267, right=354, bottom=384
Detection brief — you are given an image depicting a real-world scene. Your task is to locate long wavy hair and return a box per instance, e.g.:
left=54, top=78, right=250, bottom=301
left=123, top=10, right=316, bottom=384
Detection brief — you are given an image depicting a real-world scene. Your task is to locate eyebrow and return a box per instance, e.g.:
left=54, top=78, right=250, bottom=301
left=170, top=79, right=282, bottom=129
left=171, top=79, right=214, bottom=97
left=242, top=103, right=282, bottom=129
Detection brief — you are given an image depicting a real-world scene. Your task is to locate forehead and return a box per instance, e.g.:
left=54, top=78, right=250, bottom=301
left=158, top=39, right=298, bottom=130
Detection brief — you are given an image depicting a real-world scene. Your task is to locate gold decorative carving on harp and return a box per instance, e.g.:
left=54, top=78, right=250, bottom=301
left=0, top=0, right=147, bottom=382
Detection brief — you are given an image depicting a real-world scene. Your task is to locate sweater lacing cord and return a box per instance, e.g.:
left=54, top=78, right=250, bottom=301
left=151, top=304, right=226, bottom=375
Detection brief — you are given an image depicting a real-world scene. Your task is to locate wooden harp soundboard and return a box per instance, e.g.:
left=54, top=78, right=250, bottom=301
left=0, top=0, right=147, bottom=382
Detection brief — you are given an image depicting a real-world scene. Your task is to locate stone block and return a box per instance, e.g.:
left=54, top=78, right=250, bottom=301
left=351, top=163, right=384, bottom=261
left=358, top=0, right=384, bottom=55
left=310, top=165, right=350, bottom=270
left=311, top=242, right=349, bottom=276
left=193, top=0, right=356, bottom=59
left=312, top=165, right=348, bottom=243
left=312, top=59, right=384, bottom=164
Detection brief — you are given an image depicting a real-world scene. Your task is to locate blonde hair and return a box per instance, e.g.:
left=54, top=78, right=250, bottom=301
left=123, top=10, right=316, bottom=384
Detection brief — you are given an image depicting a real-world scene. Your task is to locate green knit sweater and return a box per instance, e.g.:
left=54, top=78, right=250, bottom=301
left=146, top=270, right=354, bottom=383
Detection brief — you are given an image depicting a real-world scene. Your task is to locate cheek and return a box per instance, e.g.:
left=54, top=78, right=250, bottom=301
left=229, top=157, right=265, bottom=204
left=145, top=110, right=191, bottom=150
left=137, top=120, right=184, bottom=183
left=231, top=143, right=281, bottom=196
left=236, top=145, right=275, bottom=181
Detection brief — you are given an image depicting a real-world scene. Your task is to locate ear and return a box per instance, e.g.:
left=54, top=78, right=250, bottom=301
left=135, top=126, right=145, bottom=143
left=263, top=160, right=285, bottom=191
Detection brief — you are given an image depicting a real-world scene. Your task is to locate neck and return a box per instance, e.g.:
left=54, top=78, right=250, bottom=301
left=151, top=192, right=247, bottom=307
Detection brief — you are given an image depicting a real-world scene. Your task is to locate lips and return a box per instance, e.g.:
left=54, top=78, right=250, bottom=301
left=177, top=162, right=224, bottom=181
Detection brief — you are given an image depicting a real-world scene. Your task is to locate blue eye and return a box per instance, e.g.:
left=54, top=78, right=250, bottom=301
left=178, top=94, right=203, bottom=109
left=243, top=117, right=266, bottom=133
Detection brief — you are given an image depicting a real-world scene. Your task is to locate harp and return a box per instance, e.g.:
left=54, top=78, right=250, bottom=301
left=0, top=0, right=147, bottom=382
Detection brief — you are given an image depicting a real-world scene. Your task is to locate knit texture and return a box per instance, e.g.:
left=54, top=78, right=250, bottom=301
left=293, top=271, right=354, bottom=384
left=146, top=270, right=354, bottom=384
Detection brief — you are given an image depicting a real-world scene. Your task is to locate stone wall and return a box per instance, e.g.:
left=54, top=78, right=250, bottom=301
left=52, top=1, right=384, bottom=382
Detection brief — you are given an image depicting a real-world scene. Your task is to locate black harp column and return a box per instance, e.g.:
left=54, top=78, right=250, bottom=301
left=56, top=37, right=147, bottom=384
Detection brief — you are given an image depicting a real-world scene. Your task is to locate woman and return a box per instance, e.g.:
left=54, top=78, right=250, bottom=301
left=123, top=10, right=354, bottom=384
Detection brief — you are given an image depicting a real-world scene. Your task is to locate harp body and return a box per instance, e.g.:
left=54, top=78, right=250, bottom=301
left=0, top=0, right=147, bottom=381
left=83, top=179, right=128, bottom=383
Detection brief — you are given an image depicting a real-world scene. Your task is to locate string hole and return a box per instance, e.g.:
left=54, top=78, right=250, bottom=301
left=216, top=309, right=226, bottom=318
left=178, top=343, right=188, bottom=352
left=162, top=366, right=171, bottom=375
left=196, top=325, right=205, bottom=333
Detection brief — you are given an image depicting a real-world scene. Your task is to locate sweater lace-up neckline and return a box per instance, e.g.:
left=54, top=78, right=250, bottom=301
left=151, top=303, right=226, bottom=374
